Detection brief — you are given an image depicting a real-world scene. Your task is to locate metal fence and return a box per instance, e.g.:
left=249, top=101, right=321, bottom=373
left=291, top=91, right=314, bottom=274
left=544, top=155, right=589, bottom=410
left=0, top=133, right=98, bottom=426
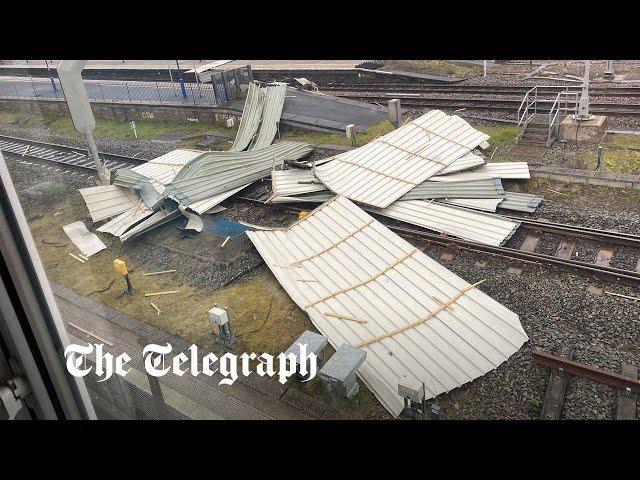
left=0, top=76, right=244, bottom=107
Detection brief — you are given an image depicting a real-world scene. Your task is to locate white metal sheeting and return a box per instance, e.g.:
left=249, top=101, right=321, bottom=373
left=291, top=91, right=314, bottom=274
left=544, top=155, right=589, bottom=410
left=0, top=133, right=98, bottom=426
left=252, top=83, right=287, bottom=149
left=78, top=185, right=140, bottom=222
left=498, top=192, right=543, bottom=213
left=437, top=151, right=485, bottom=175
left=440, top=198, right=504, bottom=212
left=114, top=149, right=203, bottom=193
left=229, top=82, right=265, bottom=152
left=96, top=204, right=154, bottom=237
left=247, top=196, right=528, bottom=416
left=314, top=110, right=490, bottom=208
left=432, top=162, right=530, bottom=182
left=119, top=208, right=182, bottom=241
left=370, top=200, right=520, bottom=246
left=62, top=221, right=106, bottom=256
left=269, top=168, right=327, bottom=201
left=185, top=184, right=249, bottom=215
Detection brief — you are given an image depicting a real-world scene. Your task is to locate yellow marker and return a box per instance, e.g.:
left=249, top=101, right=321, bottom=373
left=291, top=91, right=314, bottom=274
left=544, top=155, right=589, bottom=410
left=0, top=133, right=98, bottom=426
left=298, top=210, right=309, bottom=220
left=114, top=259, right=128, bottom=276
left=113, top=259, right=133, bottom=294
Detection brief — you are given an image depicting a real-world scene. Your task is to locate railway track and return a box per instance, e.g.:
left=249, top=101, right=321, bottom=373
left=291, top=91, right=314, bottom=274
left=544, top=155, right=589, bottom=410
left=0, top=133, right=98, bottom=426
left=326, top=94, right=640, bottom=116
left=236, top=195, right=640, bottom=288
left=321, top=83, right=640, bottom=97
left=535, top=349, right=639, bottom=420
left=4, top=135, right=640, bottom=287
left=0, top=134, right=147, bottom=172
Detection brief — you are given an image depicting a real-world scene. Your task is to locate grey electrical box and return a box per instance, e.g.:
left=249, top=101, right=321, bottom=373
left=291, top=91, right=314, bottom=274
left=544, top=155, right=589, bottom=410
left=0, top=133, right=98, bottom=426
left=388, top=98, right=401, bottom=128
left=284, top=330, right=328, bottom=380
left=208, top=306, right=228, bottom=328
left=319, top=344, right=366, bottom=399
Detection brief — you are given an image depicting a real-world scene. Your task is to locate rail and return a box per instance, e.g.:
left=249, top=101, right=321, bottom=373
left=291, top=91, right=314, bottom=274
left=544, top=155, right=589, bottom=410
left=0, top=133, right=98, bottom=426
left=515, top=86, right=538, bottom=143
left=547, top=89, right=579, bottom=146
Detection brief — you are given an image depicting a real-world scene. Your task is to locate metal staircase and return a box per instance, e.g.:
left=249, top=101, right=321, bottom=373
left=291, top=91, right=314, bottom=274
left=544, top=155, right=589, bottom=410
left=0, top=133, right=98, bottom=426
left=515, top=86, right=579, bottom=147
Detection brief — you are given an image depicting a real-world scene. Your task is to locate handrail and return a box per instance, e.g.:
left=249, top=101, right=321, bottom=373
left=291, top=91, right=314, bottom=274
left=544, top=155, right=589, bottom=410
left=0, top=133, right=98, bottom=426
left=516, top=86, right=538, bottom=142
left=547, top=89, right=579, bottom=145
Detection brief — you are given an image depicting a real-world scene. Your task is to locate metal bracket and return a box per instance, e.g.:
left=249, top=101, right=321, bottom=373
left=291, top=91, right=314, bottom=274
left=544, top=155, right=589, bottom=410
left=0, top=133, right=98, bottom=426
left=0, top=376, right=30, bottom=420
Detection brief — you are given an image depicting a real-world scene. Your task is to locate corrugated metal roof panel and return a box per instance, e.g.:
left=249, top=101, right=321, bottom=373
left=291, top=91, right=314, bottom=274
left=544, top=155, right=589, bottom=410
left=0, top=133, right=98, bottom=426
left=185, top=184, right=249, bottom=215
left=432, top=162, right=530, bottom=182
left=369, top=200, right=520, bottom=246
left=270, top=168, right=327, bottom=199
left=440, top=198, right=504, bottom=212
left=119, top=208, right=182, bottom=241
left=270, top=169, right=505, bottom=203
left=270, top=192, right=334, bottom=204
left=229, top=82, right=264, bottom=152
left=246, top=196, right=528, bottom=416
left=253, top=83, right=287, bottom=149
left=400, top=178, right=505, bottom=200
left=96, top=204, right=154, bottom=237
left=114, top=149, right=204, bottom=193
left=78, top=185, right=140, bottom=222
left=164, top=142, right=312, bottom=205
left=314, top=110, right=490, bottom=208
left=498, top=192, right=543, bottom=213
left=437, top=151, right=485, bottom=175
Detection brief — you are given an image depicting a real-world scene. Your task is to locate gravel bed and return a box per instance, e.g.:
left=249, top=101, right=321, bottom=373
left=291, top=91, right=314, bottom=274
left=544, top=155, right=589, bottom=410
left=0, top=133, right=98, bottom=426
left=609, top=245, right=640, bottom=271
left=421, top=242, right=640, bottom=420
left=513, top=180, right=640, bottom=235
left=0, top=122, right=180, bottom=160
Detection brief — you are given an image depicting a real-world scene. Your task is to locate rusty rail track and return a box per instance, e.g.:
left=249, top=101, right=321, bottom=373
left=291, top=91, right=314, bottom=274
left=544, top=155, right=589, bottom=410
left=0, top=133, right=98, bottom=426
left=532, top=349, right=640, bottom=393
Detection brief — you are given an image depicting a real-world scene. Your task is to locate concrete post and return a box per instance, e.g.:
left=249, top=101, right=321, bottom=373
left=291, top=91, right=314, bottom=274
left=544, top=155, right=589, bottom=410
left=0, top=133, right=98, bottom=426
left=388, top=99, right=401, bottom=128
left=346, top=124, right=356, bottom=146
left=576, top=61, right=591, bottom=120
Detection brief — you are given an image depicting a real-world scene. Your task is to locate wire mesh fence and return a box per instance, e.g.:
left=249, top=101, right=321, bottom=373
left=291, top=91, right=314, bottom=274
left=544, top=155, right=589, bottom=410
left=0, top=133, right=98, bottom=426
left=0, top=77, right=226, bottom=106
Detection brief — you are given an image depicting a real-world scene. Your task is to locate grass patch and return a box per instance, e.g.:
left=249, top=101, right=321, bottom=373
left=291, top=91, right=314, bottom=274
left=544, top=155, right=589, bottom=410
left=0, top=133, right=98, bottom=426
left=475, top=125, right=517, bottom=150
left=582, top=134, right=640, bottom=174
left=281, top=120, right=395, bottom=147
left=383, top=60, right=481, bottom=78
left=0, top=110, right=235, bottom=141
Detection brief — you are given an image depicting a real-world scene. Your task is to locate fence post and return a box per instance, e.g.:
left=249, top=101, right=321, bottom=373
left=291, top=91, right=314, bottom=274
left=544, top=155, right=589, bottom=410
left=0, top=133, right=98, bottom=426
left=156, top=82, right=162, bottom=104
left=125, top=82, right=132, bottom=103
left=99, top=82, right=105, bottom=102
left=30, top=78, right=38, bottom=98
left=13, top=81, right=19, bottom=99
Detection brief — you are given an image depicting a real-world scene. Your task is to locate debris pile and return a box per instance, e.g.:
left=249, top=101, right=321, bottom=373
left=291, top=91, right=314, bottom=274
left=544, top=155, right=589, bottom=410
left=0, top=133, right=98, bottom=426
left=267, top=110, right=542, bottom=246
left=78, top=82, right=311, bottom=240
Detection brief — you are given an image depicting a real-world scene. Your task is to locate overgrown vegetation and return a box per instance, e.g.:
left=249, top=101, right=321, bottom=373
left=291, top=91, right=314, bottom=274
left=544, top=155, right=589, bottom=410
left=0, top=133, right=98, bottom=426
left=382, top=60, right=482, bottom=78
left=475, top=125, right=517, bottom=150
left=281, top=120, right=396, bottom=147
left=0, top=111, right=235, bottom=141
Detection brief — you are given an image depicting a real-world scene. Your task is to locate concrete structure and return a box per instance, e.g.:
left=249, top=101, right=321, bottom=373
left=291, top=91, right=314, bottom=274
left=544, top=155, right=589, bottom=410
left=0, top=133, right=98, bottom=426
left=319, top=344, right=367, bottom=399
left=284, top=331, right=328, bottom=380
left=559, top=115, right=607, bottom=143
